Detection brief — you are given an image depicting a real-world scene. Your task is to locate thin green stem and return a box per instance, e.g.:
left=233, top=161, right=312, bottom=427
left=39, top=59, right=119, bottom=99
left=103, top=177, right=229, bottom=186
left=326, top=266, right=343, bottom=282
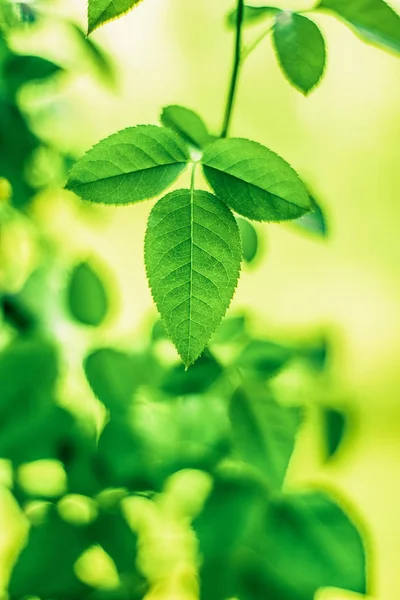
left=221, top=0, right=244, bottom=139
left=242, top=24, right=273, bottom=61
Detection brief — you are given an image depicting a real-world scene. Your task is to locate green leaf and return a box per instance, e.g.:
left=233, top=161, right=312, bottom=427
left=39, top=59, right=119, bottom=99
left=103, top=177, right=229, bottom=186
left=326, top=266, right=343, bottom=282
left=194, top=472, right=266, bottom=600
left=160, top=105, right=214, bottom=150
left=66, top=125, right=190, bottom=205
left=67, top=262, right=108, bottom=327
left=322, top=407, right=347, bottom=459
left=0, top=337, right=58, bottom=424
left=235, top=339, right=294, bottom=379
left=237, top=217, right=259, bottom=263
left=160, top=353, right=223, bottom=396
left=9, top=506, right=92, bottom=599
left=3, top=55, right=62, bottom=96
left=88, top=0, right=144, bottom=34
left=84, top=348, right=138, bottom=413
left=227, top=6, right=280, bottom=28
left=273, top=12, right=326, bottom=94
left=229, top=387, right=302, bottom=489
left=145, top=188, right=241, bottom=367
left=70, top=24, right=115, bottom=85
left=244, top=491, right=367, bottom=599
left=318, top=0, right=400, bottom=54
left=202, top=138, right=311, bottom=221
left=210, top=313, right=248, bottom=345
left=293, top=195, right=327, bottom=236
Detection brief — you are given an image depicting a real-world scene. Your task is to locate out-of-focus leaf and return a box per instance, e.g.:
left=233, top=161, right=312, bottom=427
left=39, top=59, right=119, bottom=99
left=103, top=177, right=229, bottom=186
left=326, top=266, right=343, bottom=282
left=88, top=0, right=145, bottom=33
left=318, top=0, right=400, bottom=54
left=229, top=387, right=302, bottom=489
left=239, top=491, right=366, bottom=599
left=1, top=293, right=37, bottom=333
left=293, top=196, right=327, bottom=236
left=9, top=506, right=92, bottom=599
left=202, top=138, right=311, bottom=222
left=145, top=189, right=241, bottom=367
left=151, top=319, right=167, bottom=341
left=235, top=339, right=293, bottom=379
left=210, top=314, right=248, bottom=345
left=273, top=12, right=326, bottom=94
left=237, top=217, right=259, bottom=263
left=0, top=337, right=58, bottom=424
left=70, top=24, right=116, bottom=85
left=322, top=407, right=347, bottom=459
left=160, top=353, right=223, bottom=396
left=3, top=54, right=62, bottom=96
left=67, top=262, right=109, bottom=327
left=84, top=348, right=138, bottom=413
left=66, top=125, right=190, bottom=205
left=227, top=5, right=280, bottom=28
left=194, top=471, right=266, bottom=600
left=160, top=105, right=214, bottom=150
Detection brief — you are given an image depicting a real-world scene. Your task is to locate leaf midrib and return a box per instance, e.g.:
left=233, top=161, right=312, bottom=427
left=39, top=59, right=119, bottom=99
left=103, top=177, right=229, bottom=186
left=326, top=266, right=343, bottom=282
left=68, top=161, right=187, bottom=189
left=203, top=164, right=308, bottom=211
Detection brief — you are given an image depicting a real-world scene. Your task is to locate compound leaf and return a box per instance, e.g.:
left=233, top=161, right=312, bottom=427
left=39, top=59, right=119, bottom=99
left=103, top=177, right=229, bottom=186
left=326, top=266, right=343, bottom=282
left=202, top=138, right=311, bottom=221
left=66, top=125, right=190, bottom=205
left=67, top=262, right=108, bottom=327
left=88, top=0, right=144, bottom=34
left=160, top=105, right=214, bottom=150
left=145, top=188, right=241, bottom=367
left=273, top=12, right=326, bottom=94
left=318, top=0, right=400, bottom=54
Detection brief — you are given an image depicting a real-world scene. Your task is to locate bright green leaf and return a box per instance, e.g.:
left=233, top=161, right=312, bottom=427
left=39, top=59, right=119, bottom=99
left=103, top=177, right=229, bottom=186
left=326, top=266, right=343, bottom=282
left=237, top=217, right=259, bottom=263
left=202, top=138, right=311, bottom=221
left=160, top=105, right=214, bottom=150
left=67, top=262, right=108, bottom=327
left=210, top=314, right=248, bottom=345
left=227, top=6, right=280, bottom=28
left=88, top=0, right=144, bottom=34
left=273, top=12, right=326, bottom=94
left=84, top=348, right=138, bottom=413
left=318, top=0, right=400, bottom=54
left=229, top=387, right=302, bottom=489
left=66, top=125, right=190, bottom=205
left=145, top=189, right=241, bottom=367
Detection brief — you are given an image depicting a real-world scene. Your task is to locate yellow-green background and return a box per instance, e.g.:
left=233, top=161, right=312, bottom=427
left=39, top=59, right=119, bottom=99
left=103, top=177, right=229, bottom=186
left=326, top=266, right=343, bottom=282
left=1, top=0, right=400, bottom=598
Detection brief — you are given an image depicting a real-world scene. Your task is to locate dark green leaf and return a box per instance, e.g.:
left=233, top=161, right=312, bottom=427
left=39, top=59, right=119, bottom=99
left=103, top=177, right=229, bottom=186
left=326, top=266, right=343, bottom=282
left=194, top=472, right=266, bottom=600
left=237, top=217, right=259, bottom=263
left=9, top=506, right=92, bottom=599
left=88, top=0, right=145, bottom=34
left=145, top=189, right=241, bottom=367
left=318, top=0, right=400, bottom=54
left=3, top=54, right=62, bottom=96
left=235, top=339, right=293, bottom=379
left=66, top=125, right=190, bottom=205
left=160, top=353, right=222, bottom=395
left=273, top=12, right=326, bottom=94
left=242, top=491, right=366, bottom=599
left=202, top=138, right=311, bottom=221
left=67, top=262, right=108, bottom=327
left=229, top=387, right=301, bottom=489
left=0, top=337, right=58, bottom=424
left=160, top=105, right=214, bottom=150
left=293, top=196, right=327, bottom=236
left=227, top=6, right=280, bottom=28
left=322, top=407, right=347, bottom=459
left=84, top=348, right=138, bottom=413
